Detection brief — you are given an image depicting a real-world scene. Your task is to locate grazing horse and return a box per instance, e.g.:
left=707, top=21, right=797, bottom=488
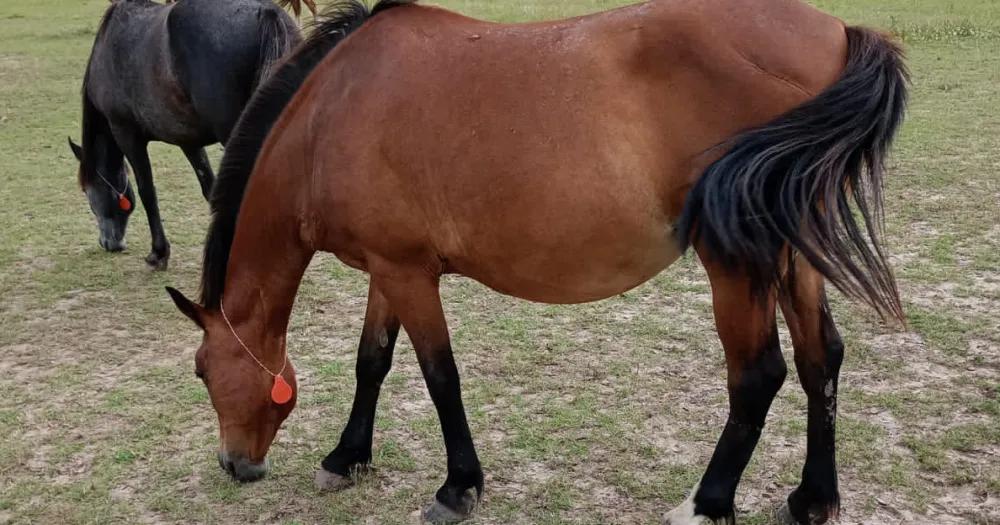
left=167, top=0, right=908, bottom=523
left=69, top=0, right=301, bottom=270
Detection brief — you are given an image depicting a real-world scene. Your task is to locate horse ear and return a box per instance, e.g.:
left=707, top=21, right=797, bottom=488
left=68, top=137, right=83, bottom=162
left=166, top=287, right=206, bottom=330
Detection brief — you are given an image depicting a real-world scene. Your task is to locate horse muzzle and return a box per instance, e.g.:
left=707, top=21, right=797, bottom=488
left=97, top=217, right=127, bottom=252
left=218, top=451, right=269, bottom=482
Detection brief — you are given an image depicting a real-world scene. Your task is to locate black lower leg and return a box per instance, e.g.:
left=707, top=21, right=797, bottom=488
left=322, top=293, right=400, bottom=476
left=419, top=347, right=483, bottom=512
left=118, top=136, right=169, bottom=269
left=787, top=304, right=843, bottom=524
left=379, top=273, right=483, bottom=518
left=694, top=330, right=787, bottom=522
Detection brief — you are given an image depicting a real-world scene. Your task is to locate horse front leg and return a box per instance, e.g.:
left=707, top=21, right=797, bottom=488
left=316, top=283, right=400, bottom=490
left=376, top=270, right=483, bottom=523
left=114, top=131, right=170, bottom=270
left=666, top=249, right=787, bottom=525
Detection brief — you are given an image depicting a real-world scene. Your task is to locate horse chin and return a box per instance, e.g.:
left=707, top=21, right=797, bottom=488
left=218, top=451, right=269, bottom=483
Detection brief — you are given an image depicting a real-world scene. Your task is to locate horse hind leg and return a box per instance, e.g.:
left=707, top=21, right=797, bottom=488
left=181, top=146, right=215, bottom=200
left=316, top=283, right=400, bottom=491
left=666, top=247, right=787, bottom=525
left=775, top=257, right=843, bottom=525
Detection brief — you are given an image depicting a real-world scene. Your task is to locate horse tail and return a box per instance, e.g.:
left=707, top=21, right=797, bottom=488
left=677, top=26, right=909, bottom=322
left=253, top=5, right=299, bottom=91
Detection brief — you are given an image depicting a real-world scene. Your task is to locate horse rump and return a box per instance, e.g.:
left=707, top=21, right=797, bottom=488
left=678, top=26, right=909, bottom=322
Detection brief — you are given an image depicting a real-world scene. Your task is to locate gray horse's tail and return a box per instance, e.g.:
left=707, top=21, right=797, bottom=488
left=254, top=5, right=300, bottom=91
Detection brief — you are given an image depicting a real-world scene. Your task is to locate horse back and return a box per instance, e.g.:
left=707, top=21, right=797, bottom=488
left=251, top=0, right=850, bottom=302
left=84, top=0, right=298, bottom=146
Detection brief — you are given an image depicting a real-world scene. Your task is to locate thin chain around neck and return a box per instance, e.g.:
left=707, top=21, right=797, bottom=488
left=219, top=298, right=288, bottom=378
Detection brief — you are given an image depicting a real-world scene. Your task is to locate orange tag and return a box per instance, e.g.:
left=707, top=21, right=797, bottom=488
left=271, top=375, right=293, bottom=405
left=118, top=194, right=132, bottom=212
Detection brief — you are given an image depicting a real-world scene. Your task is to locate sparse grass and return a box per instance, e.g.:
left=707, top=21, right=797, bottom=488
left=1, top=0, right=999, bottom=524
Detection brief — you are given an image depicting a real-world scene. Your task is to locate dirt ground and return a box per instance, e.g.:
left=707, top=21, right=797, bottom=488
left=0, top=0, right=998, bottom=524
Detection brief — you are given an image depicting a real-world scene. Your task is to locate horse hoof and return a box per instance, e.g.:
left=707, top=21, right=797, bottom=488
left=775, top=501, right=838, bottom=525
left=421, top=489, right=477, bottom=524
left=663, top=513, right=710, bottom=525
left=775, top=503, right=798, bottom=525
left=314, top=469, right=354, bottom=492
left=663, top=489, right=712, bottom=525
left=663, top=518, right=706, bottom=525
left=145, top=253, right=168, bottom=271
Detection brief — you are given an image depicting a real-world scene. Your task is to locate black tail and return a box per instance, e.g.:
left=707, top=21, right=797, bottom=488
left=678, top=26, right=909, bottom=321
left=253, top=6, right=300, bottom=92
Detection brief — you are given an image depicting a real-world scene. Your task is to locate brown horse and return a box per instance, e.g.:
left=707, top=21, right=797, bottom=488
left=167, top=0, right=908, bottom=522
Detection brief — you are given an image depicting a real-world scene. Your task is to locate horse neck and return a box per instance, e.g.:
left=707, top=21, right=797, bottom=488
left=81, top=95, right=124, bottom=180
left=221, top=166, right=316, bottom=355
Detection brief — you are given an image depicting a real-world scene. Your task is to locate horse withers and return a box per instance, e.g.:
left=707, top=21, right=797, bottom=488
left=69, top=0, right=301, bottom=269
left=168, top=0, right=908, bottom=523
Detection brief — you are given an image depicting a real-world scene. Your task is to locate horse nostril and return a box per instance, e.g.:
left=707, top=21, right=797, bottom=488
left=217, top=452, right=235, bottom=475
left=217, top=451, right=267, bottom=481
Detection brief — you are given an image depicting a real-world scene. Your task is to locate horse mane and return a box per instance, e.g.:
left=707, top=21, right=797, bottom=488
left=199, top=0, right=416, bottom=308
left=77, top=2, right=121, bottom=188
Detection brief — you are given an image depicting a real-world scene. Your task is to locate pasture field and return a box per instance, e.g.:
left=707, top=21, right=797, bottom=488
left=1, top=0, right=998, bottom=523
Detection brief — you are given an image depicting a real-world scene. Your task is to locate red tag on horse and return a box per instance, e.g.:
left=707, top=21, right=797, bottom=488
left=118, top=194, right=132, bottom=212
left=271, top=375, right=293, bottom=405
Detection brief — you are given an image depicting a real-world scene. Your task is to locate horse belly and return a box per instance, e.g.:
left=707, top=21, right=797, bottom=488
left=133, top=93, right=214, bottom=145
left=454, top=215, right=685, bottom=305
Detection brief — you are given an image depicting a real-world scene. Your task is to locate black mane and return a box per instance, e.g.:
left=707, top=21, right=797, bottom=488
left=199, top=0, right=415, bottom=308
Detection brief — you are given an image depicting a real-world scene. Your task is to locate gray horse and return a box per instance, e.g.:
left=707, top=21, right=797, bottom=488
left=69, top=0, right=301, bottom=270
